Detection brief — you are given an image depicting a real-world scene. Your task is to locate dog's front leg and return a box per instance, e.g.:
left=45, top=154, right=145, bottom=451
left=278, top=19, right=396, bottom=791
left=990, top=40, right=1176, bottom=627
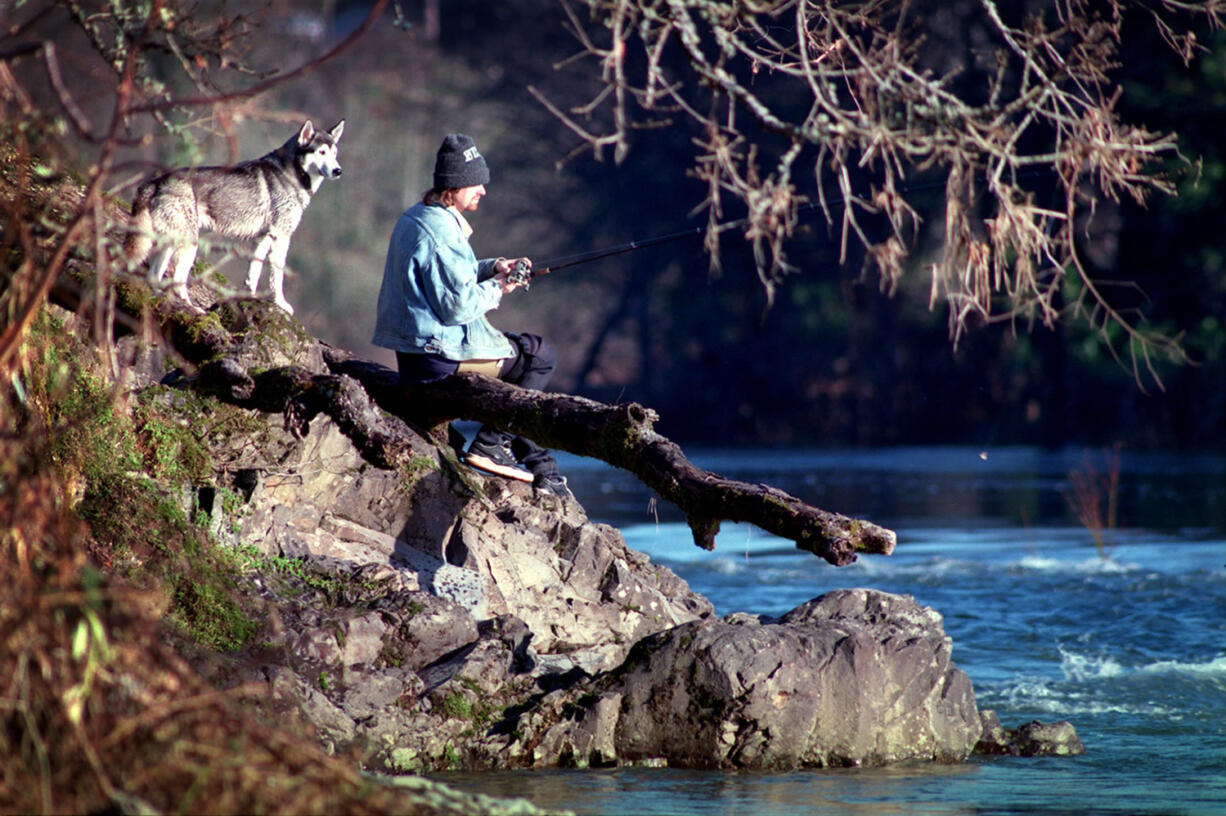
left=246, top=234, right=274, bottom=296
left=170, top=243, right=202, bottom=312
left=266, top=235, right=294, bottom=314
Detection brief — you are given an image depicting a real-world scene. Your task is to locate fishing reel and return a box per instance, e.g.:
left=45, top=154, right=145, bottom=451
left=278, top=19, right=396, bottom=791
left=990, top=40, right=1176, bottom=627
left=509, top=258, right=534, bottom=289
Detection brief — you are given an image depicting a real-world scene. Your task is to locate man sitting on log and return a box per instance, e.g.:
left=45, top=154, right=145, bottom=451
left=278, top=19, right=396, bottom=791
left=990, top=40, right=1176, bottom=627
left=371, top=132, right=572, bottom=499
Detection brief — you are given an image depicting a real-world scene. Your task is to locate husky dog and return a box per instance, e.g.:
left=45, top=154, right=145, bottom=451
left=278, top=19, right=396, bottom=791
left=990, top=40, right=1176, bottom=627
left=124, top=119, right=345, bottom=314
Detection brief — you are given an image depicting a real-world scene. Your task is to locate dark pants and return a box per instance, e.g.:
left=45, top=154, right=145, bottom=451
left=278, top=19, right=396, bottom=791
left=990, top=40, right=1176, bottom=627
left=476, top=333, right=558, bottom=476
left=396, top=333, right=559, bottom=477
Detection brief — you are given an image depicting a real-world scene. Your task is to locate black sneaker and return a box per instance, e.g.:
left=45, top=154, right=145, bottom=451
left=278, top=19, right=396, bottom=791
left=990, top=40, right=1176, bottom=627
left=533, top=471, right=574, bottom=500
left=465, top=438, right=533, bottom=482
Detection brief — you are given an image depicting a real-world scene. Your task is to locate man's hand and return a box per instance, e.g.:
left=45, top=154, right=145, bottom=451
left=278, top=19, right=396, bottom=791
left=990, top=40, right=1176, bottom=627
left=494, top=257, right=533, bottom=293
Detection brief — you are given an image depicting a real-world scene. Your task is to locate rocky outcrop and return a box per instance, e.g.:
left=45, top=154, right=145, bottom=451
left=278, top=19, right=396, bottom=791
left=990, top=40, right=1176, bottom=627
left=220, top=410, right=713, bottom=676
left=152, top=365, right=1074, bottom=774
left=527, top=589, right=982, bottom=770
left=187, top=377, right=990, bottom=771
left=120, top=303, right=1077, bottom=775
left=178, top=387, right=714, bottom=770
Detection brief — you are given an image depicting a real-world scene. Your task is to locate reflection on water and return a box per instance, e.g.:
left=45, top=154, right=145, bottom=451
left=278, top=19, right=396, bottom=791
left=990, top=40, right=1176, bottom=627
left=436, top=754, right=1212, bottom=816
left=436, top=763, right=989, bottom=816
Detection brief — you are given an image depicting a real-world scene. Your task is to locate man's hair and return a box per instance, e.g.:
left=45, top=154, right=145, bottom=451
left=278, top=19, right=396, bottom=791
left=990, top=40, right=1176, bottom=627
left=422, top=188, right=460, bottom=207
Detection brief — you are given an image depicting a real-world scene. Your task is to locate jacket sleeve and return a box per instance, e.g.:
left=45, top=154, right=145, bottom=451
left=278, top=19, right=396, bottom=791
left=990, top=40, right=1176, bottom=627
left=418, top=236, right=503, bottom=326
left=476, top=257, right=502, bottom=282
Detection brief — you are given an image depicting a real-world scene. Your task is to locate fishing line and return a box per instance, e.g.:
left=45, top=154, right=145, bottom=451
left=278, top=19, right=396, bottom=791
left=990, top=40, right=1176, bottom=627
left=514, top=169, right=1048, bottom=281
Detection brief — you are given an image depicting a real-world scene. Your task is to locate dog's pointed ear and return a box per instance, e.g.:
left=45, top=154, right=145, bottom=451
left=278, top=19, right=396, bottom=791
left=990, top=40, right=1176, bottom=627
left=329, top=120, right=345, bottom=141
left=297, top=120, right=315, bottom=147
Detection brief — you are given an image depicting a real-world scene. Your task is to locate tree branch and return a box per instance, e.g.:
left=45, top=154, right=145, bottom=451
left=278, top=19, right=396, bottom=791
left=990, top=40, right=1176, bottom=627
left=543, top=0, right=1221, bottom=387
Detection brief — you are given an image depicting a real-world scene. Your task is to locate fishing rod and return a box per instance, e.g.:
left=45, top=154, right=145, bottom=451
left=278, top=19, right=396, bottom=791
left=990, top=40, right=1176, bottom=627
left=508, top=178, right=943, bottom=285
left=510, top=204, right=805, bottom=285
left=509, top=170, right=1046, bottom=286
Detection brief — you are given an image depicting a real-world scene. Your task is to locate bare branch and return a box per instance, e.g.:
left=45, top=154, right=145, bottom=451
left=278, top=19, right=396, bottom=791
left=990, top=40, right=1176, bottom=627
left=126, top=0, right=392, bottom=116
left=536, top=0, right=1220, bottom=386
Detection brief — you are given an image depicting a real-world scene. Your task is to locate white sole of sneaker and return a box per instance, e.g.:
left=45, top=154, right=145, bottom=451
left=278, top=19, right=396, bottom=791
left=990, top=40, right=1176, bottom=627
left=464, top=452, right=534, bottom=482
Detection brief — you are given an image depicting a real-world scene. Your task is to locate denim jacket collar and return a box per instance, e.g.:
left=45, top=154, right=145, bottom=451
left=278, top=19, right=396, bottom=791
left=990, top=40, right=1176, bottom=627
left=444, top=205, right=473, bottom=238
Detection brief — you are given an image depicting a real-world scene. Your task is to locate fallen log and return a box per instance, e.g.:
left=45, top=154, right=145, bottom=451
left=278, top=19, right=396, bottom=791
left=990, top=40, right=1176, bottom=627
left=36, top=277, right=901, bottom=566
left=323, top=345, right=896, bottom=566
left=22, top=267, right=899, bottom=566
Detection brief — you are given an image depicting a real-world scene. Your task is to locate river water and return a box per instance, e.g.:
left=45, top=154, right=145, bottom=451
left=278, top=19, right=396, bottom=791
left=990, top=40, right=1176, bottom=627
left=434, top=446, right=1226, bottom=815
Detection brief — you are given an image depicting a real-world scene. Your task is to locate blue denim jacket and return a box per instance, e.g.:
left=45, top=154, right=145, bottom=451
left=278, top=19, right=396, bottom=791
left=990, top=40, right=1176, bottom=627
left=371, top=202, right=514, bottom=361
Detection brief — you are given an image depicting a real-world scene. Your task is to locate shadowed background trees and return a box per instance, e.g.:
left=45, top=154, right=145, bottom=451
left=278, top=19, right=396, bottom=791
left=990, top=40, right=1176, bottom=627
left=3, top=0, right=1223, bottom=450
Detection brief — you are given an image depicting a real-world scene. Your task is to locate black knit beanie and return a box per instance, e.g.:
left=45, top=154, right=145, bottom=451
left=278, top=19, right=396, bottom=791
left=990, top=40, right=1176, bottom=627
left=433, top=133, right=490, bottom=189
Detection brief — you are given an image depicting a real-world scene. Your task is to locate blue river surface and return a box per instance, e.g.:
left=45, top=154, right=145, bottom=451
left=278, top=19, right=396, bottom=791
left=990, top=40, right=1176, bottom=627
left=431, top=446, right=1226, bottom=816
